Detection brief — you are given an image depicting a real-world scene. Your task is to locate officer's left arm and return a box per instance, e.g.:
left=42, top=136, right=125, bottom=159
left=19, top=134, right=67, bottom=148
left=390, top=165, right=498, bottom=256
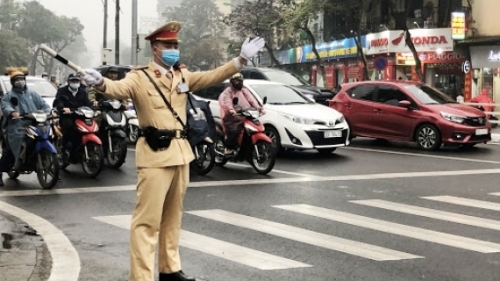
left=187, top=58, right=242, bottom=93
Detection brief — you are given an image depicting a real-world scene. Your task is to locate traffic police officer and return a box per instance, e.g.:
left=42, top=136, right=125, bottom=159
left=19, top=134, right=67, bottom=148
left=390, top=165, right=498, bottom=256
left=82, top=21, right=265, bottom=281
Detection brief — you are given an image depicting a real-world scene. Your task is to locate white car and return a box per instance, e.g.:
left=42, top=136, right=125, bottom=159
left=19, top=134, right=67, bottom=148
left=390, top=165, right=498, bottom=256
left=0, top=75, right=57, bottom=107
left=193, top=79, right=350, bottom=154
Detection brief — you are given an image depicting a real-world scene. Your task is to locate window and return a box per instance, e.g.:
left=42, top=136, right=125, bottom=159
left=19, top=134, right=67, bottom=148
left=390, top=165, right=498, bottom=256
left=2, top=78, right=57, bottom=97
left=193, top=83, right=227, bottom=100
left=249, top=71, right=266, bottom=80
left=240, top=70, right=251, bottom=79
left=250, top=84, right=312, bottom=105
left=347, top=85, right=376, bottom=101
left=376, top=85, right=408, bottom=106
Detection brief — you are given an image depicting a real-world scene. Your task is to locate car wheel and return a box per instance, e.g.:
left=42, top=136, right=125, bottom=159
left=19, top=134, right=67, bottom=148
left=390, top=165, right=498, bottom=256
left=416, top=124, right=442, bottom=151
left=265, top=126, right=283, bottom=155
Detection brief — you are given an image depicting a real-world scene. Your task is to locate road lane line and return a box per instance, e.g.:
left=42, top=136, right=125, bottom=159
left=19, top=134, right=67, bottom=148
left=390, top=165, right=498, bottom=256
left=423, top=196, right=500, bottom=211
left=489, top=192, right=500, bottom=197
left=351, top=199, right=500, bottom=231
left=93, top=215, right=311, bottom=270
left=3, top=168, right=500, bottom=197
left=186, top=209, right=422, bottom=261
left=274, top=204, right=500, bottom=253
left=0, top=200, right=80, bottom=281
left=128, top=148, right=319, bottom=177
left=345, top=146, right=500, bottom=165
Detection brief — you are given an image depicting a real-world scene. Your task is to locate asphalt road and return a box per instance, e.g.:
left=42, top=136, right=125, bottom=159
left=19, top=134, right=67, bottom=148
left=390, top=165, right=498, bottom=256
left=2, top=138, right=500, bottom=281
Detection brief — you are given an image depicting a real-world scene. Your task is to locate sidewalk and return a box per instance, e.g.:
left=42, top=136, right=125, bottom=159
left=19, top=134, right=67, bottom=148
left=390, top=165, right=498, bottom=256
left=0, top=212, right=50, bottom=281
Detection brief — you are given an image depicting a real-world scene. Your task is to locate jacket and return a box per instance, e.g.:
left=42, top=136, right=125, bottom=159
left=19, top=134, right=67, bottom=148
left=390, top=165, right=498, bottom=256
left=218, top=85, right=262, bottom=121
left=54, top=85, right=93, bottom=111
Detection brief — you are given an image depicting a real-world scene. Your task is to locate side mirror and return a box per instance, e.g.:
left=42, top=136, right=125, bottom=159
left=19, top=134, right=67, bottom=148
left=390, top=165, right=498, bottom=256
left=232, top=97, right=239, bottom=105
left=10, top=97, right=18, bottom=106
left=398, top=100, right=412, bottom=109
left=262, top=96, right=267, bottom=105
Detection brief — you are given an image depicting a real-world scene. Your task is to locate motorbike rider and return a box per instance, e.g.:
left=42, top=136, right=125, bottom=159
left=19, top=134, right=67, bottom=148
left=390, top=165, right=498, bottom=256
left=54, top=73, right=95, bottom=162
left=0, top=68, right=52, bottom=186
left=218, top=73, right=265, bottom=155
left=470, top=88, right=495, bottom=114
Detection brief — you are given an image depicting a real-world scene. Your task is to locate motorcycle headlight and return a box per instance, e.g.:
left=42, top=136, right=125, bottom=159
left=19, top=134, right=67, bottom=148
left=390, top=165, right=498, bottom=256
left=440, top=112, right=465, bottom=124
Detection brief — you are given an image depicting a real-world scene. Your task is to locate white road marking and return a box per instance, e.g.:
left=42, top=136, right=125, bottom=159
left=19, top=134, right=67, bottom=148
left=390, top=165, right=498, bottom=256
left=423, top=196, right=500, bottom=212
left=345, top=146, right=500, bottom=165
left=274, top=204, right=500, bottom=253
left=3, top=168, right=500, bottom=197
left=186, top=209, right=422, bottom=261
left=351, top=199, right=500, bottom=231
left=0, top=200, right=80, bottom=281
left=93, top=215, right=311, bottom=270
left=127, top=148, right=314, bottom=177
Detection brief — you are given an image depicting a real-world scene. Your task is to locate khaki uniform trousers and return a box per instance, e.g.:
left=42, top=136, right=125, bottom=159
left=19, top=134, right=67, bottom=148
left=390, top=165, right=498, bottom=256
left=130, top=164, right=189, bottom=281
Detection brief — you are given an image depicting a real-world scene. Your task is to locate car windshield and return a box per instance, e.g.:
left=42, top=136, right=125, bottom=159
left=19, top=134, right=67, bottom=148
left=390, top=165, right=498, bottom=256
left=2, top=78, right=57, bottom=97
left=403, top=84, right=456, bottom=105
left=261, top=70, right=310, bottom=86
left=250, top=84, right=313, bottom=105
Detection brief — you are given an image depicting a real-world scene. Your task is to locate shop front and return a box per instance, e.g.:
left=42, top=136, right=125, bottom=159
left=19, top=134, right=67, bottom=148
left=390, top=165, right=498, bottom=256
left=470, top=45, right=500, bottom=102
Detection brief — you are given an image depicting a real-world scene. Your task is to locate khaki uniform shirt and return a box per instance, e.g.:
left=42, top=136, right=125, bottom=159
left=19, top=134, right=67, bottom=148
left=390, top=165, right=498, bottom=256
left=101, top=60, right=239, bottom=168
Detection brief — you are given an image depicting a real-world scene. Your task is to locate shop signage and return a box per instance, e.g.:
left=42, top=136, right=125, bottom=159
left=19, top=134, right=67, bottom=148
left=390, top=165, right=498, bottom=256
left=451, top=12, right=466, bottom=40
left=462, top=60, right=471, bottom=73
left=470, top=46, right=500, bottom=68
left=364, top=28, right=453, bottom=55
left=488, top=50, right=500, bottom=61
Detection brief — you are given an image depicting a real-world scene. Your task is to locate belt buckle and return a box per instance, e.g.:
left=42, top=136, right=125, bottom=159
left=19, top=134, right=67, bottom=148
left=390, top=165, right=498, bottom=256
left=174, top=129, right=181, bottom=139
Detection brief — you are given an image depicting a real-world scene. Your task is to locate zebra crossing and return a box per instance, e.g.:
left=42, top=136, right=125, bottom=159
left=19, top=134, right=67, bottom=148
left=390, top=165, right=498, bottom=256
left=92, top=192, right=500, bottom=271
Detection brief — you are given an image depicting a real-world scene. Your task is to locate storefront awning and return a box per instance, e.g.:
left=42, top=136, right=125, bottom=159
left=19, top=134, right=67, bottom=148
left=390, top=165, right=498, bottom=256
left=456, top=36, right=500, bottom=45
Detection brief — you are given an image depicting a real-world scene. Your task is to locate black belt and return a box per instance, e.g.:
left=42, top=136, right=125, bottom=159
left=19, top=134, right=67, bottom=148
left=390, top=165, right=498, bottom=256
left=139, top=127, right=188, bottom=151
left=139, top=128, right=187, bottom=139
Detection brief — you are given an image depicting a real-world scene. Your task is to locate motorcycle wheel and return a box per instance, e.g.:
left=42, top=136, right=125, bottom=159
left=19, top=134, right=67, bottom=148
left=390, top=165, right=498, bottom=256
left=8, top=170, right=19, bottom=179
left=106, top=137, right=127, bottom=168
left=55, top=137, right=70, bottom=170
left=214, top=136, right=228, bottom=167
left=36, top=150, right=60, bottom=190
left=82, top=142, right=104, bottom=178
left=250, top=141, right=276, bottom=175
left=191, top=142, right=215, bottom=175
left=128, top=124, right=139, bottom=144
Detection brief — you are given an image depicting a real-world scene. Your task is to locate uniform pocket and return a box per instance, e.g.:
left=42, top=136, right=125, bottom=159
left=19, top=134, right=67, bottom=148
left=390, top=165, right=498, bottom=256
left=147, top=89, right=166, bottom=109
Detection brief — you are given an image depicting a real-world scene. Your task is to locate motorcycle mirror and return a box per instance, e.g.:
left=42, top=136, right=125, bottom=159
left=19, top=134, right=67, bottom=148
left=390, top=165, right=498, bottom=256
left=10, top=97, right=18, bottom=106
left=232, top=97, right=239, bottom=105
left=262, top=96, right=268, bottom=105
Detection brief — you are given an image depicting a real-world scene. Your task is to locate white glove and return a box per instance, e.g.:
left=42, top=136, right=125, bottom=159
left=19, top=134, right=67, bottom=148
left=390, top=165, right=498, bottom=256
left=240, top=37, right=265, bottom=60
left=83, top=69, right=103, bottom=86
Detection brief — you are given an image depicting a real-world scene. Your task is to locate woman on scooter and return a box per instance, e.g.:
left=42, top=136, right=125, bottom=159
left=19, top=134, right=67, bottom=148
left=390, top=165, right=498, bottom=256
left=218, top=73, right=266, bottom=155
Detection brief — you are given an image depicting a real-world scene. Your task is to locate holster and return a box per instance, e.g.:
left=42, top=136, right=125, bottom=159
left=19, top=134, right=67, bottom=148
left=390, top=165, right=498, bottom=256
left=142, top=126, right=171, bottom=152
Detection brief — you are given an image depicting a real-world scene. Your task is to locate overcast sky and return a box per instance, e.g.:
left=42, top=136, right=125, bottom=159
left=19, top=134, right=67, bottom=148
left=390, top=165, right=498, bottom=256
left=32, top=0, right=158, bottom=66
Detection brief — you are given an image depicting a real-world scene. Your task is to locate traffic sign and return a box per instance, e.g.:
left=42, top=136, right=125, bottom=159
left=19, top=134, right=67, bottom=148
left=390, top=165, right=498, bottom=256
left=462, top=60, right=471, bottom=73
left=374, top=57, right=388, bottom=71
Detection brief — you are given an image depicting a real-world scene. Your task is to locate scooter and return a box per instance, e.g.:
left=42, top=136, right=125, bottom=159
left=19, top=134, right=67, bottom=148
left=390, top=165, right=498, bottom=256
left=98, top=99, right=128, bottom=168
left=124, top=105, right=139, bottom=144
left=187, top=97, right=216, bottom=175
left=55, top=96, right=104, bottom=178
left=214, top=97, right=276, bottom=174
left=475, top=104, right=498, bottom=128
left=7, top=109, right=60, bottom=189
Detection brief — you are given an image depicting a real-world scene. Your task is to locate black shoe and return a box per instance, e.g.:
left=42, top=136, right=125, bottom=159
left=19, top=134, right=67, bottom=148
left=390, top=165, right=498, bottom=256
left=159, top=271, right=196, bottom=281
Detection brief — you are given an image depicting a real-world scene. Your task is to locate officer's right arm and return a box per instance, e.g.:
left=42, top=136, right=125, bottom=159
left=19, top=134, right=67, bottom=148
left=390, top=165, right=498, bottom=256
left=98, top=72, right=140, bottom=100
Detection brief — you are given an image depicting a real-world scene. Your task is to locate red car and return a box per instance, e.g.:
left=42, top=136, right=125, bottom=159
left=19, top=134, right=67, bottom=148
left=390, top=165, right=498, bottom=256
left=329, top=81, right=491, bottom=150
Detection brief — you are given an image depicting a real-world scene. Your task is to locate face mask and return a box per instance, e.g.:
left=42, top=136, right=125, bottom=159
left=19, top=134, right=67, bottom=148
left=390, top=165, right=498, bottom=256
left=14, top=81, right=26, bottom=88
left=232, top=82, right=243, bottom=90
left=158, top=49, right=180, bottom=66
left=69, top=83, right=80, bottom=90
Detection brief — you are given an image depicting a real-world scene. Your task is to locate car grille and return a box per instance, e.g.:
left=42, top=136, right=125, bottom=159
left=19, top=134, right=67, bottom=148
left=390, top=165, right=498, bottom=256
left=470, top=134, right=491, bottom=141
left=305, top=129, right=348, bottom=146
left=464, top=117, right=486, bottom=127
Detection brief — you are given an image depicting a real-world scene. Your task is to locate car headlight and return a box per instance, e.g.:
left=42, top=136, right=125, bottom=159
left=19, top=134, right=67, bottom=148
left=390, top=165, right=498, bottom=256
left=440, top=112, right=465, bottom=124
left=337, top=115, right=345, bottom=124
left=279, top=113, right=316, bottom=125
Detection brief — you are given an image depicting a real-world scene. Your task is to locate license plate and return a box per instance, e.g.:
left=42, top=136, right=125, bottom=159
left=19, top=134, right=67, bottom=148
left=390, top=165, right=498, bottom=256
left=324, top=130, right=342, bottom=138
left=476, top=128, right=488, bottom=135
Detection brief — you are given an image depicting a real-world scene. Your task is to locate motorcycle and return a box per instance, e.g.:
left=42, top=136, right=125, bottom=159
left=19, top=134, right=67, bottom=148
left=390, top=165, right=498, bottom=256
left=214, top=97, right=276, bottom=174
left=124, top=106, right=139, bottom=144
left=7, top=110, right=60, bottom=189
left=475, top=104, right=498, bottom=128
left=98, top=99, right=128, bottom=168
left=187, top=96, right=216, bottom=175
left=55, top=96, right=104, bottom=178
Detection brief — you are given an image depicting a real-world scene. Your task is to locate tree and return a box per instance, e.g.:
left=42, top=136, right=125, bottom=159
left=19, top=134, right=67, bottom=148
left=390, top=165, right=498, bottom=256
left=106, top=40, right=133, bottom=65
left=16, top=1, right=84, bottom=74
left=0, top=30, right=30, bottom=71
left=59, top=35, right=89, bottom=68
left=224, top=0, right=287, bottom=68
left=162, top=0, right=226, bottom=70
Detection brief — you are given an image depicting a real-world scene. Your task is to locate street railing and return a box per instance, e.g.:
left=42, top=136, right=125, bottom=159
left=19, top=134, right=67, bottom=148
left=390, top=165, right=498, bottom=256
left=460, top=102, right=500, bottom=124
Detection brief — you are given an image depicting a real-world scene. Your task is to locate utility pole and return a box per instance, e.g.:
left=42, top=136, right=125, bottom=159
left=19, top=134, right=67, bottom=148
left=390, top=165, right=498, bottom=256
left=115, top=0, right=120, bottom=65
left=132, top=0, right=138, bottom=65
left=103, top=0, right=108, bottom=65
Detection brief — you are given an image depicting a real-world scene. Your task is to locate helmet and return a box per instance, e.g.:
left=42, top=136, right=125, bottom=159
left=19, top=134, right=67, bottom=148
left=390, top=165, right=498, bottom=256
left=4, top=67, right=28, bottom=86
left=230, top=73, right=243, bottom=81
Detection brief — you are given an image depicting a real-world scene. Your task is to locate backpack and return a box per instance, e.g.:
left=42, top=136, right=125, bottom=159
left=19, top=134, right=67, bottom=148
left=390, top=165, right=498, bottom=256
left=186, top=93, right=216, bottom=147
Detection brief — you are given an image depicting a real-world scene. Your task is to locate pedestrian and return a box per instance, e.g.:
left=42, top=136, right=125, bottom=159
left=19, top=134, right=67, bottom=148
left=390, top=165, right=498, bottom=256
left=82, top=21, right=265, bottom=281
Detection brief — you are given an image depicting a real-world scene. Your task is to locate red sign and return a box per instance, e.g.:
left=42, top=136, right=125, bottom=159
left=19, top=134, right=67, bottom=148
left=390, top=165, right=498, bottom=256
left=411, top=35, right=448, bottom=45
left=371, top=38, right=389, bottom=47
